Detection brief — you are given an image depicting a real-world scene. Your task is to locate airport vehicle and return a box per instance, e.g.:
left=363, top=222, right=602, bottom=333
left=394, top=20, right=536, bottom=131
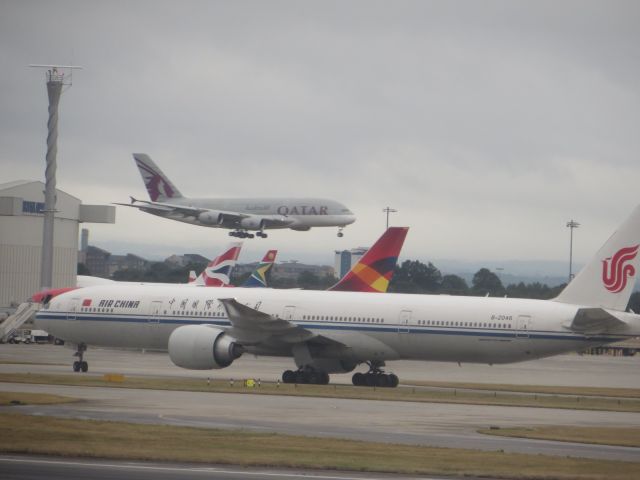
left=116, top=154, right=356, bottom=238
left=34, top=206, right=640, bottom=386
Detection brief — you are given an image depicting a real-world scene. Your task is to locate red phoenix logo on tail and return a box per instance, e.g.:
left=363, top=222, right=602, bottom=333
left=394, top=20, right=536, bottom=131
left=602, top=245, right=640, bottom=293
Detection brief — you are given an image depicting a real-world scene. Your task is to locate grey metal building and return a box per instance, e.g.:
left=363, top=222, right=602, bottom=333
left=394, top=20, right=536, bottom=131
left=0, top=180, right=114, bottom=308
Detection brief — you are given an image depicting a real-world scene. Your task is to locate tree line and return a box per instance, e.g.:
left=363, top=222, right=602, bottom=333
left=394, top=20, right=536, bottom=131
left=83, top=258, right=572, bottom=301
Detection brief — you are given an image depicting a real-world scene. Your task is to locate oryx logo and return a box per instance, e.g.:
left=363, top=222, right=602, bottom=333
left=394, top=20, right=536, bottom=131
left=602, top=244, right=640, bottom=293
left=135, top=159, right=174, bottom=201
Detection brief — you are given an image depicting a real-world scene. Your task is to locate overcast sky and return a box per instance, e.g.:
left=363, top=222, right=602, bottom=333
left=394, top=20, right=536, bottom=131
left=2, top=1, right=639, bottom=271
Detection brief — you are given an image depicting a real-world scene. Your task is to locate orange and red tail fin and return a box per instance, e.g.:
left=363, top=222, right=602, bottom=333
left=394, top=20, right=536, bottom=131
left=329, top=227, right=408, bottom=293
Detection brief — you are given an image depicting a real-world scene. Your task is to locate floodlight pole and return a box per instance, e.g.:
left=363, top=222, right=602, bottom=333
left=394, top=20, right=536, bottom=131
left=382, top=207, right=397, bottom=230
left=30, top=64, right=82, bottom=290
left=566, top=219, right=580, bottom=283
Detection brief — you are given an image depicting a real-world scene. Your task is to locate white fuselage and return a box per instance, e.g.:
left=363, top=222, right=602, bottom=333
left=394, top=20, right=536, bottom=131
left=147, top=197, right=355, bottom=230
left=34, top=285, right=639, bottom=366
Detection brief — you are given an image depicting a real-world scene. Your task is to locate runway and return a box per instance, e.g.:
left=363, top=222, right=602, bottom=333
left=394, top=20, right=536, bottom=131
left=1, top=344, right=640, bottom=463
left=2, top=343, right=640, bottom=388
left=0, top=455, right=441, bottom=480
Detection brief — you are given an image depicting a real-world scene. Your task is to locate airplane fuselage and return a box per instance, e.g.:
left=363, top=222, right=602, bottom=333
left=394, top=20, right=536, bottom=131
left=144, top=197, right=355, bottom=230
left=35, top=285, right=638, bottom=366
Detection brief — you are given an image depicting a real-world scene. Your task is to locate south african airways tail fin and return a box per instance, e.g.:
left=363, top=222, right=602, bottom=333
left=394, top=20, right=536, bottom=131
left=329, top=227, right=409, bottom=293
left=242, top=250, right=278, bottom=288
left=192, top=242, right=243, bottom=287
left=133, top=153, right=183, bottom=202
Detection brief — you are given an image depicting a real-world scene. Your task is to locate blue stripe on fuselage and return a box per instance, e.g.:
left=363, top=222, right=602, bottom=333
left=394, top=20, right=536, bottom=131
left=35, top=312, right=628, bottom=343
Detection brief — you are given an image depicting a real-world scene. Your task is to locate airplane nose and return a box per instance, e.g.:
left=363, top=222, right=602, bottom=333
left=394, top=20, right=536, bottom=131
left=345, top=215, right=356, bottom=225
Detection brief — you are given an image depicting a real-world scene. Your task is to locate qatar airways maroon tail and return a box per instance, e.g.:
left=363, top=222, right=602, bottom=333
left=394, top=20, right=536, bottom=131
left=329, top=227, right=409, bottom=293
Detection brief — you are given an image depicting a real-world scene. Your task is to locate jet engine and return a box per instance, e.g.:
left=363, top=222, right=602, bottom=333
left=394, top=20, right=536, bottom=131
left=168, top=325, right=242, bottom=370
left=198, top=211, right=225, bottom=225
left=239, top=216, right=265, bottom=230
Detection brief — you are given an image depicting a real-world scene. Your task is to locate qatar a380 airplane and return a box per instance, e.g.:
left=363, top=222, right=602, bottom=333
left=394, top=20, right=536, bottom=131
left=115, top=154, right=356, bottom=239
left=35, top=208, right=640, bottom=387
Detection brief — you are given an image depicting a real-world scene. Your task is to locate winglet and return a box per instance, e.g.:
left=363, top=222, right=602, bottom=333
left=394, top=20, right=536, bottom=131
left=329, top=227, right=409, bottom=292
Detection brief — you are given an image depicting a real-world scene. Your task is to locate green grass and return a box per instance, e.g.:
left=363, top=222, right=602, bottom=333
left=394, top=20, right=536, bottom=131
left=1, top=413, right=639, bottom=479
left=479, top=426, right=640, bottom=448
left=2, top=372, right=640, bottom=412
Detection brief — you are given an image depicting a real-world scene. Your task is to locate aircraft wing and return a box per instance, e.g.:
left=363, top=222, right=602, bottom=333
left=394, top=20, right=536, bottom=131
left=114, top=198, right=250, bottom=220
left=566, top=308, right=628, bottom=335
left=115, top=199, right=294, bottom=227
left=219, top=298, right=343, bottom=346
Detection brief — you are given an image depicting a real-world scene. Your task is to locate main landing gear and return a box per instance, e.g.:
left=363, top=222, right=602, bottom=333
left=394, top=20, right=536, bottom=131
left=229, top=230, right=268, bottom=239
left=282, top=367, right=330, bottom=385
left=72, top=343, right=88, bottom=373
left=352, top=361, right=399, bottom=388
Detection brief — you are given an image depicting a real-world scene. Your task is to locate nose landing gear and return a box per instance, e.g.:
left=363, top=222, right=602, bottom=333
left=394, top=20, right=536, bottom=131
left=72, top=343, right=88, bottom=373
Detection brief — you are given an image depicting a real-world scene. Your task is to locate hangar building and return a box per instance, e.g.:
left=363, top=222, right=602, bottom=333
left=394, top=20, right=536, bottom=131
left=0, top=180, right=115, bottom=309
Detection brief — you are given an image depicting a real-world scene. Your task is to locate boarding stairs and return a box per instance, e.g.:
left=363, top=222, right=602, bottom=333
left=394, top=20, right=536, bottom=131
left=0, top=302, right=39, bottom=342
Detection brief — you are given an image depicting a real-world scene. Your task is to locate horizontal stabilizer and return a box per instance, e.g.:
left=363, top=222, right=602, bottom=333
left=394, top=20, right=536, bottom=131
left=566, top=308, right=627, bottom=335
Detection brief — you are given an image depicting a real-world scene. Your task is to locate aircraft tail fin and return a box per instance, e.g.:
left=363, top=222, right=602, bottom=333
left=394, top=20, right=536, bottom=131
left=242, top=250, right=278, bottom=288
left=132, top=153, right=183, bottom=202
left=193, top=242, right=243, bottom=287
left=554, top=205, right=640, bottom=311
left=329, top=227, right=409, bottom=292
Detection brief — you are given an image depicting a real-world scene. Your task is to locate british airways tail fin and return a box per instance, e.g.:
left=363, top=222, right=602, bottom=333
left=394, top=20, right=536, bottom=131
left=242, top=250, right=278, bottom=288
left=193, top=242, right=243, bottom=287
left=554, top=205, right=640, bottom=311
left=132, top=153, right=183, bottom=202
left=329, top=227, right=409, bottom=292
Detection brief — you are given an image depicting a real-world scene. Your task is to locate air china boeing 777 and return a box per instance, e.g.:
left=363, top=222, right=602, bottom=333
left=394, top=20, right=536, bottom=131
left=115, top=154, right=356, bottom=239
left=35, top=206, right=640, bottom=387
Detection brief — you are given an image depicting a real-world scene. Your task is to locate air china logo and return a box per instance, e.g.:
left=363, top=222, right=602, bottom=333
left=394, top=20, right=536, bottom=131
left=602, top=244, right=640, bottom=293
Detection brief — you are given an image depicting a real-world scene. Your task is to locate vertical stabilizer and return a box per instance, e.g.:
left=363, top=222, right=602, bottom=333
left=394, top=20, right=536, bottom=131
left=329, top=227, right=409, bottom=292
left=133, top=153, right=183, bottom=202
left=554, top=205, right=640, bottom=311
left=194, top=242, right=243, bottom=287
left=242, top=250, right=278, bottom=288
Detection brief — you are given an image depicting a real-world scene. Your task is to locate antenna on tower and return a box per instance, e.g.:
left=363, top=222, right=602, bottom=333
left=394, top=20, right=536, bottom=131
left=29, top=63, right=83, bottom=290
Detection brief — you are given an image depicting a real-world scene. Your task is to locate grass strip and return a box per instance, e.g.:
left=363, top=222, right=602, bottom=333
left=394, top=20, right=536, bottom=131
left=1, top=413, right=639, bottom=479
left=2, top=372, right=640, bottom=413
left=0, top=391, right=77, bottom=406
left=479, top=426, right=640, bottom=448
left=407, top=381, right=640, bottom=399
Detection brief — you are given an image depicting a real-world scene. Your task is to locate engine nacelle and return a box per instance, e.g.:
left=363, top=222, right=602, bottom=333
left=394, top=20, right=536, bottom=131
left=168, top=325, right=242, bottom=370
left=239, top=216, right=265, bottom=230
left=198, top=211, right=224, bottom=225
